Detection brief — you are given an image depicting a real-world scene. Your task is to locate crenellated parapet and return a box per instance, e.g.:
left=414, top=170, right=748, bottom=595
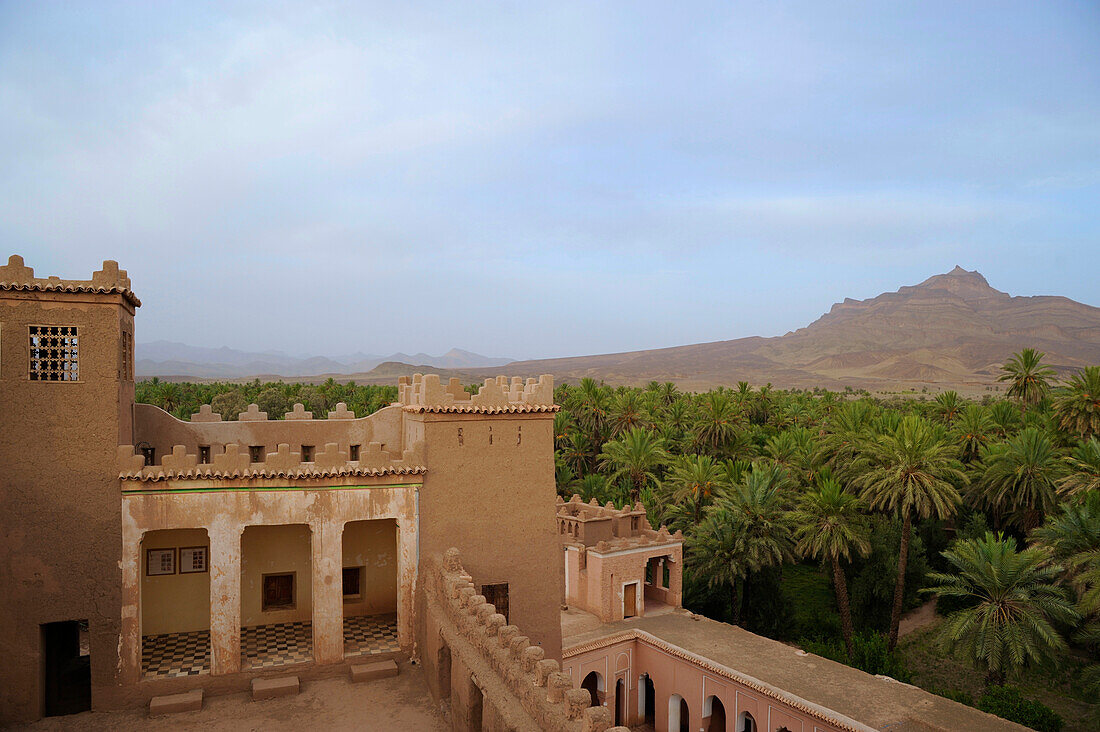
left=399, top=374, right=558, bottom=414
left=0, top=255, right=141, bottom=307
left=426, top=548, right=622, bottom=732
left=556, top=494, right=682, bottom=550
left=117, top=440, right=425, bottom=483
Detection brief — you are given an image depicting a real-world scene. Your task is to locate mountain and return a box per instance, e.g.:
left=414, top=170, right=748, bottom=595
left=136, top=341, right=513, bottom=379
left=494, top=267, right=1100, bottom=392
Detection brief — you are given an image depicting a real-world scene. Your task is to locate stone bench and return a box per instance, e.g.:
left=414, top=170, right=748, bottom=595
left=251, top=675, right=300, bottom=700
left=149, top=689, right=202, bottom=716
left=350, top=659, right=399, bottom=683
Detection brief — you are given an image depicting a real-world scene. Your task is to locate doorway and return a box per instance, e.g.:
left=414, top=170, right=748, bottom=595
left=41, top=620, right=90, bottom=717
left=615, top=678, right=625, bottom=725
left=624, top=581, right=638, bottom=618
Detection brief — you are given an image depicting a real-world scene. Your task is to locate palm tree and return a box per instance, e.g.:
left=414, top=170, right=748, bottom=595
left=852, top=415, right=965, bottom=649
left=1054, top=366, right=1100, bottom=439
left=1060, top=438, right=1100, bottom=499
left=611, top=390, right=648, bottom=436
left=924, top=532, right=1079, bottom=685
left=663, top=454, right=723, bottom=526
left=561, top=431, right=596, bottom=477
left=953, top=404, right=994, bottom=464
left=693, top=391, right=741, bottom=457
left=597, top=428, right=669, bottom=501
left=1030, top=491, right=1100, bottom=571
left=989, top=400, right=1021, bottom=438
left=791, top=479, right=871, bottom=656
left=972, top=427, right=1064, bottom=531
left=691, top=464, right=797, bottom=624
left=997, top=348, right=1056, bottom=409
left=933, top=390, right=963, bottom=424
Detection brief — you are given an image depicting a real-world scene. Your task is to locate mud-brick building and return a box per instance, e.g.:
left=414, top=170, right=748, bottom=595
left=1, top=255, right=1025, bottom=731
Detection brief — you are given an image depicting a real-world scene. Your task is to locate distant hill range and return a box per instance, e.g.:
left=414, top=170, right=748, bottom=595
left=494, top=267, right=1100, bottom=392
left=140, top=268, right=1100, bottom=392
left=136, top=343, right=512, bottom=379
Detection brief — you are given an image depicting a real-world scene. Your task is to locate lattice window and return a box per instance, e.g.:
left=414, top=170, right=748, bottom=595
left=29, top=325, right=79, bottom=381
left=119, top=328, right=133, bottom=380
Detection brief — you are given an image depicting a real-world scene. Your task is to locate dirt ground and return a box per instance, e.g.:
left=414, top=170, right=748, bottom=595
left=897, top=598, right=938, bottom=638
left=14, top=662, right=447, bottom=732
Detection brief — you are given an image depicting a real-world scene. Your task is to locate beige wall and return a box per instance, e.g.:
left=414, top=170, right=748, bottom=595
left=140, top=529, right=210, bottom=635
left=415, top=412, right=565, bottom=661
left=240, top=524, right=313, bottom=627
left=341, top=519, right=398, bottom=616
left=0, top=287, right=135, bottom=723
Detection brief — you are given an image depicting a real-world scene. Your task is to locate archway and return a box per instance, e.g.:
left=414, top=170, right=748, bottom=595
left=668, top=693, right=690, bottom=732
left=738, top=711, right=757, bottom=732
left=581, top=671, right=603, bottom=707
left=705, top=695, right=727, bottom=732
left=342, top=519, right=398, bottom=658
left=638, top=673, right=655, bottom=725
left=615, top=678, right=625, bottom=725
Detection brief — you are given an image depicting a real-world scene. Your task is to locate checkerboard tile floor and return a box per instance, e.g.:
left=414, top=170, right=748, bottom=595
left=242, top=621, right=314, bottom=669
left=343, top=613, right=400, bottom=658
left=142, top=630, right=210, bottom=679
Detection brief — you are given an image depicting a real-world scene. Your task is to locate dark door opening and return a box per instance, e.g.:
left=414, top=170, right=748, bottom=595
left=42, top=620, right=90, bottom=717
left=615, top=678, right=624, bottom=725
left=581, top=671, right=601, bottom=707
left=708, top=697, right=726, bottom=732
left=643, top=673, right=655, bottom=725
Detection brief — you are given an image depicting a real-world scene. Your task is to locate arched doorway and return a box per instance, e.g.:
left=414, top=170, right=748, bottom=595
left=581, top=671, right=603, bottom=707
left=437, top=641, right=451, bottom=699
left=738, top=711, right=757, bottom=732
left=615, top=678, right=625, bottom=725
left=638, top=673, right=655, bottom=726
left=668, top=693, right=690, bottom=732
left=705, top=695, right=726, bottom=732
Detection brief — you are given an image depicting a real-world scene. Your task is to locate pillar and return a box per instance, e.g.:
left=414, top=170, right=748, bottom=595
left=119, top=527, right=143, bottom=684
left=311, top=518, right=345, bottom=664
left=397, top=511, right=418, bottom=650
left=209, top=519, right=242, bottom=675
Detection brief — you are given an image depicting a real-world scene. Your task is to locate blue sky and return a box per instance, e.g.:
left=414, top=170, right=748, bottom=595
left=1, top=1, right=1097, bottom=360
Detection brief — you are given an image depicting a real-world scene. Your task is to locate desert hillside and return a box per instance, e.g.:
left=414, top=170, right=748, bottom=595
left=495, top=267, right=1100, bottom=392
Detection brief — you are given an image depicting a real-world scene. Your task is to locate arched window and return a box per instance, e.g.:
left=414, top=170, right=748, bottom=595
left=704, top=695, right=726, bottom=732
left=668, top=693, right=690, bottom=732
left=737, top=711, right=757, bottom=732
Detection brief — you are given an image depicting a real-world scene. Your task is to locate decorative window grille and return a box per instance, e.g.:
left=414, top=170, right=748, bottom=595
left=29, top=325, right=79, bottom=381
left=179, top=546, right=208, bottom=574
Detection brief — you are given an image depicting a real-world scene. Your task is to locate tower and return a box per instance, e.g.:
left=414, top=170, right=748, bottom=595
left=0, top=255, right=139, bottom=722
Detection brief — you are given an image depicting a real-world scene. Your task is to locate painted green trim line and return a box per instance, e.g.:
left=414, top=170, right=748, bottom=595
left=121, top=482, right=423, bottom=496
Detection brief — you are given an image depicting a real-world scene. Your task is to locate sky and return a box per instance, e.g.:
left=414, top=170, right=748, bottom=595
left=1, top=1, right=1098, bottom=361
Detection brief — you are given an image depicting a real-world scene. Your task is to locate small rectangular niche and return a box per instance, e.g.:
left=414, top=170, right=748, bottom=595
left=198, top=446, right=211, bottom=464
left=140, top=446, right=156, bottom=466
left=480, top=582, right=509, bottom=623
left=349, top=444, right=360, bottom=461
left=262, top=572, right=295, bottom=611
left=249, top=446, right=264, bottom=463
left=301, top=445, right=314, bottom=462
left=342, top=566, right=362, bottom=600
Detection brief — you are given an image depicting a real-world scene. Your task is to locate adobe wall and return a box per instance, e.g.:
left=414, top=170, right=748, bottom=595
left=0, top=260, right=137, bottom=723
left=133, top=402, right=403, bottom=460
left=415, top=410, right=565, bottom=661
left=562, top=632, right=859, bottom=732
left=420, top=549, right=622, bottom=732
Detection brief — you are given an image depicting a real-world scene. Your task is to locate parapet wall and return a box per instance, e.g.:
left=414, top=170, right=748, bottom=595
left=0, top=254, right=140, bottom=307
left=423, top=548, right=626, bottom=732
left=399, top=373, right=557, bottom=413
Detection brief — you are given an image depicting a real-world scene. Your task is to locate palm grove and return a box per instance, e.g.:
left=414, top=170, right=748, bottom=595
left=138, top=352, right=1100, bottom=717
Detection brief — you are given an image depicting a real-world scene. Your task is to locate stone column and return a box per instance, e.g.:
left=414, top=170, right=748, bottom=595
left=209, top=519, right=242, bottom=675
left=119, top=523, right=143, bottom=684
left=668, top=553, right=683, bottom=608
left=396, top=511, right=419, bottom=651
left=311, top=518, right=345, bottom=664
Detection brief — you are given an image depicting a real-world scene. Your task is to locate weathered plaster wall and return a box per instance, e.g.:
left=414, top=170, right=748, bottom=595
left=140, top=528, right=210, bottom=635
left=415, top=411, right=565, bottom=661
left=241, top=524, right=313, bottom=627
left=0, top=288, right=134, bottom=723
left=341, top=519, right=398, bottom=617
